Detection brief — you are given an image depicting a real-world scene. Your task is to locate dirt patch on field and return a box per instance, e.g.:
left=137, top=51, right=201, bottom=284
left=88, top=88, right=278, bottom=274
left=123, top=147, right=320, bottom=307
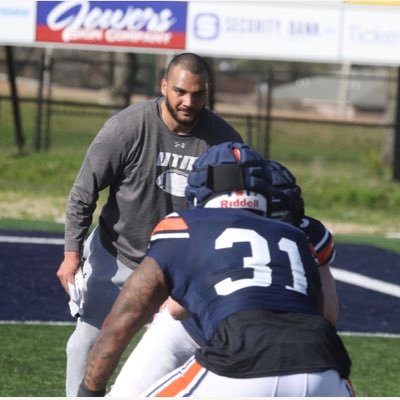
left=324, top=221, right=382, bottom=235
left=0, top=193, right=104, bottom=225
left=0, top=194, right=392, bottom=236
left=0, top=194, right=66, bottom=222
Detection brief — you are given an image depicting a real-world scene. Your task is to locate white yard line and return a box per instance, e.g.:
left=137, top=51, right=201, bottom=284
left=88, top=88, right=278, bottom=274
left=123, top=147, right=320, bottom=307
left=330, top=267, right=400, bottom=299
left=0, top=235, right=64, bottom=245
left=0, top=320, right=74, bottom=326
left=0, top=321, right=398, bottom=338
left=339, top=331, right=400, bottom=338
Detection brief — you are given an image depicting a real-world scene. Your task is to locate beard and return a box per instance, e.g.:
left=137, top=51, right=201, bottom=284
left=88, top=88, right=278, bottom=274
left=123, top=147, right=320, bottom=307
left=165, top=97, right=204, bottom=128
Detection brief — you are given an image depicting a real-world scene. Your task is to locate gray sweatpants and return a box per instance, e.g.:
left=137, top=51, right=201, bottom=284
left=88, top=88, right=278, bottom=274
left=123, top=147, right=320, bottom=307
left=65, top=226, right=134, bottom=396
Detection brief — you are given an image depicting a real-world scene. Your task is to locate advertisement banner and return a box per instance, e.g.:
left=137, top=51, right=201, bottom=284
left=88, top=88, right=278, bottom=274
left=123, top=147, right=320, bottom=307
left=344, top=0, right=400, bottom=4
left=342, top=7, right=400, bottom=64
left=36, top=1, right=187, bottom=50
left=186, top=2, right=341, bottom=61
left=0, top=0, right=36, bottom=44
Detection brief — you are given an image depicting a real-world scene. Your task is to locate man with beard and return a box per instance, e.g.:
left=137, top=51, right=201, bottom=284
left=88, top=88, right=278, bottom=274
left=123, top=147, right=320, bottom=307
left=56, top=52, right=242, bottom=396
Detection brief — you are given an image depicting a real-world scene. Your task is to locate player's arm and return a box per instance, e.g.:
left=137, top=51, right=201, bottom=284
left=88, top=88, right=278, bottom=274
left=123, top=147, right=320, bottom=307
left=319, top=264, right=339, bottom=325
left=315, top=233, right=339, bottom=325
left=300, top=217, right=339, bottom=325
left=78, top=256, right=169, bottom=396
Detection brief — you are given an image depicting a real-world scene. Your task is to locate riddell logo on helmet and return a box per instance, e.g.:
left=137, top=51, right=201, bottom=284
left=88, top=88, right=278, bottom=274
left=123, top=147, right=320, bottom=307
left=205, top=192, right=267, bottom=213
left=220, top=198, right=259, bottom=208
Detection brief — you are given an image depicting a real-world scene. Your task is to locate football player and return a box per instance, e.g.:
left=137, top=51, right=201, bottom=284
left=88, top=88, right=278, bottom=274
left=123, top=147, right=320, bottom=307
left=107, top=159, right=341, bottom=397
left=78, top=142, right=353, bottom=397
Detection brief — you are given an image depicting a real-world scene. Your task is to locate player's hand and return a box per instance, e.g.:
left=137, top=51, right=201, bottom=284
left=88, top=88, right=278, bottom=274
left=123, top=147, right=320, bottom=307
left=57, top=251, right=81, bottom=295
left=166, top=297, right=189, bottom=320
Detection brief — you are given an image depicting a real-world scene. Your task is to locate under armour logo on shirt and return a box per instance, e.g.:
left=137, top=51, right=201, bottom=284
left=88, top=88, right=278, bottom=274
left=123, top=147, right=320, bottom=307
left=174, top=142, right=186, bottom=148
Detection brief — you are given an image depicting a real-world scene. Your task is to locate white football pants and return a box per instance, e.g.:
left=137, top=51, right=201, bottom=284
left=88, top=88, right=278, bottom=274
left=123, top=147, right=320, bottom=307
left=143, top=357, right=355, bottom=397
left=108, top=306, right=199, bottom=396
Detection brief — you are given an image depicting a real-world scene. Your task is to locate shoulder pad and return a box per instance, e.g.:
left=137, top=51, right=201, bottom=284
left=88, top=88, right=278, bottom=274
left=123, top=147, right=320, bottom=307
left=298, top=216, right=335, bottom=266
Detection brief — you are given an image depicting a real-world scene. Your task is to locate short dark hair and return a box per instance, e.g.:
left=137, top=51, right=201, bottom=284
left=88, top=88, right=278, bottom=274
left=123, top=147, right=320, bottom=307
left=165, top=52, right=210, bottom=80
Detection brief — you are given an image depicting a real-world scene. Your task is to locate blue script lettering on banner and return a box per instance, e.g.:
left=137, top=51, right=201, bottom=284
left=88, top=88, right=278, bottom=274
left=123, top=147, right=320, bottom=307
left=36, top=0, right=187, bottom=49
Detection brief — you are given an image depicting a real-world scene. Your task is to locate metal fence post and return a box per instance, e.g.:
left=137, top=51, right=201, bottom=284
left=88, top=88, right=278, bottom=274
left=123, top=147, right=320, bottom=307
left=264, top=72, right=273, bottom=159
left=394, top=66, right=400, bottom=182
left=5, top=46, right=25, bottom=154
left=44, top=48, right=54, bottom=151
left=35, top=51, right=45, bottom=152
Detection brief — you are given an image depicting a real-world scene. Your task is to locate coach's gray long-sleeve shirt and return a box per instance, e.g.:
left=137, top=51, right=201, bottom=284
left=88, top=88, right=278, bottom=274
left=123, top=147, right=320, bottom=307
left=65, top=97, right=242, bottom=268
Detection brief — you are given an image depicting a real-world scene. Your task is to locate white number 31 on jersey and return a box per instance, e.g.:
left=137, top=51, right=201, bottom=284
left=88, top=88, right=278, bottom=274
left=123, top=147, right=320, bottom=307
left=214, top=228, right=308, bottom=296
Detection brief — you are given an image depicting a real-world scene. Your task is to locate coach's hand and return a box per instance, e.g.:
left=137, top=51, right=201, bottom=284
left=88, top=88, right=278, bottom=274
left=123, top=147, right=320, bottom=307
left=57, top=251, right=81, bottom=295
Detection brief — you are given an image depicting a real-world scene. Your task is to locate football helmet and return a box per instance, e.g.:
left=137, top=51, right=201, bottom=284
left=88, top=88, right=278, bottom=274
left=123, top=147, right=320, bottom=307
left=267, top=160, right=305, bottom=225
left=185, top=142, right=273, bottom=215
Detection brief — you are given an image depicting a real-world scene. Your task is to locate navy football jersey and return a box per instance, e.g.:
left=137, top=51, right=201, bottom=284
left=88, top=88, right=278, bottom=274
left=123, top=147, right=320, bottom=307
left=147, top=208, right=321, bottom=341
left=180, top=214, right=336, bottom=345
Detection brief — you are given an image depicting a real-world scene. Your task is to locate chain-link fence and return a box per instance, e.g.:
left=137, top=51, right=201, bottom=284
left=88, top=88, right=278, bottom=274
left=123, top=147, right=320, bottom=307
left=0, top=47, right=398, bottom=179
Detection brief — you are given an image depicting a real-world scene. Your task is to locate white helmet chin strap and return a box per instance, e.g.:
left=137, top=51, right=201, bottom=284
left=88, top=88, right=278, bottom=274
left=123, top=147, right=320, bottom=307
left=204, top=191, right=267, bottom=214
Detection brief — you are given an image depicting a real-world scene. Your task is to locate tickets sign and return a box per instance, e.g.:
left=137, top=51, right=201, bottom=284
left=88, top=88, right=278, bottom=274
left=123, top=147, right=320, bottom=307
left=35, top=1, right=187, bottom=49
left=342, top=6, right=400, bottom=64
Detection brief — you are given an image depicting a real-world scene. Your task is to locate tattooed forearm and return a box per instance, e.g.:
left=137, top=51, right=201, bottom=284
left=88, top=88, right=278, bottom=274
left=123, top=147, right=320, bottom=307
left=82, top=257, right=169, bottom=391
left=116, top=258, right=168, bottom=323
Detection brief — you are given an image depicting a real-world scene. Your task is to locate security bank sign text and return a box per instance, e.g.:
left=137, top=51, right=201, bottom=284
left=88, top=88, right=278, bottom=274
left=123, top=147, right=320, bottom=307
left=187, top=2, right=340, bottom=61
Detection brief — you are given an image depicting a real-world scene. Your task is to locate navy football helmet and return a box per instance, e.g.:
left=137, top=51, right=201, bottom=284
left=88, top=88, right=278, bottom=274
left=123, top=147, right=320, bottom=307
left=185, top=142, right=273, bottom=215
left=267, top=160, right=305, bottom=225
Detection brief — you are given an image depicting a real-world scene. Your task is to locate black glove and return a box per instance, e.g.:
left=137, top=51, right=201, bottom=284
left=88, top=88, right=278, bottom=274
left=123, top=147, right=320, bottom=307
left=77, top=381, right=106, bottom=397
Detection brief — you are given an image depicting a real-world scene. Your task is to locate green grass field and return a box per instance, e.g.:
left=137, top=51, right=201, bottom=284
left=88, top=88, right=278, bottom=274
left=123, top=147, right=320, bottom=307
left=0, top=324, right=399, bottom=397
left=1, top=100, right=399, bottom=396
left=0, top=324, right=141, bottom=397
